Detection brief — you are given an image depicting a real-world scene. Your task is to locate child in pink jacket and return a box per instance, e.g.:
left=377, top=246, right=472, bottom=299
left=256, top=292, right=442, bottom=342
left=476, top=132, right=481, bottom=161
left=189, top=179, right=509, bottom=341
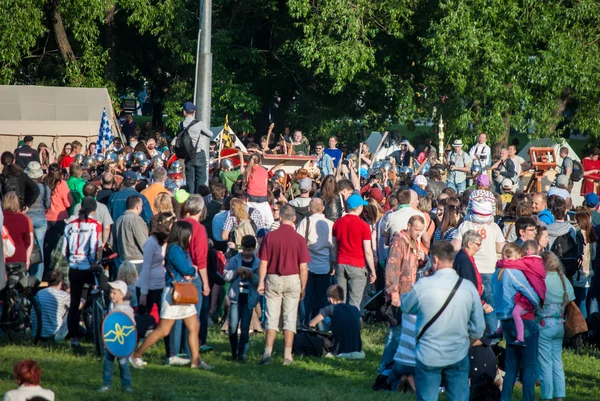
left=496, top=240, right=546, bottom=346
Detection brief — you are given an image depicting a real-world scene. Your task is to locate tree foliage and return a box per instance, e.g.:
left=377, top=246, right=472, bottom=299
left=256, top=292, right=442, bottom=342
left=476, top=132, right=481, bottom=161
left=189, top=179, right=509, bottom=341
left=2, top=0, right=600, bottom=149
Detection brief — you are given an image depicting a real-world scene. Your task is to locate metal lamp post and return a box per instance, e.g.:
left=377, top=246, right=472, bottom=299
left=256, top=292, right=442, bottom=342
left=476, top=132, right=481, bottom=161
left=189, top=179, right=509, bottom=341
left=194, top=0, right=212, bottom=185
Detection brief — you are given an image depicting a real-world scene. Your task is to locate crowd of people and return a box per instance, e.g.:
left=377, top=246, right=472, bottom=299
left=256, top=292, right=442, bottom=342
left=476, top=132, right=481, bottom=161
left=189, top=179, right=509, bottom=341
left=0, top=102, right=596, bottom=401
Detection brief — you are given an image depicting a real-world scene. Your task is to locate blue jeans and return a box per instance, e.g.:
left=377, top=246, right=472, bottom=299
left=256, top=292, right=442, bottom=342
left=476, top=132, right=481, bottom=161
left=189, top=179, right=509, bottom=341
left=415, top=354, right=470, bottom=401
left=480, top=274, right=497, bottom=334
left=29, top=215, right=47, bottom=281
left=103, top=349, right=131, bottom=387
left=301, top=272, right=331, bottom=326
left=378, top=324, right=403, bottom=373
left=169, top=276, right=203, bottom=357
left=228, top=296, right=252, bottom=358
left=574, top=286, right=588, bottom=318
left=185, top=151, right=207, bottom=194
left=538, top=324, right=566, bottom=399
left=501, top=319, right=539, bottom=401
left=447, top=180, right=466, bottom=194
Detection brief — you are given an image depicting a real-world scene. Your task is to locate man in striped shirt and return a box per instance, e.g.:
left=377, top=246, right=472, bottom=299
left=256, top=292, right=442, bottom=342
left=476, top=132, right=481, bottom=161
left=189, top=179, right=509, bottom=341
left=35, top=271, right=70, bottom=341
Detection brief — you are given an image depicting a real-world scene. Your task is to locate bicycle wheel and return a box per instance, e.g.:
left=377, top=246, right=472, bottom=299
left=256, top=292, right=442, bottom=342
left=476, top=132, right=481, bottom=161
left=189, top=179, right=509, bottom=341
left=6, top=292, right=42, bottom=345
left=91, top=297, right=106, bottom=357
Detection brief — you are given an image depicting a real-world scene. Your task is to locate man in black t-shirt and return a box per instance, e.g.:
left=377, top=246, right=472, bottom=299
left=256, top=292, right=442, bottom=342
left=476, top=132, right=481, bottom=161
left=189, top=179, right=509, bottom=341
left=309, top=285, right=363, bottom=357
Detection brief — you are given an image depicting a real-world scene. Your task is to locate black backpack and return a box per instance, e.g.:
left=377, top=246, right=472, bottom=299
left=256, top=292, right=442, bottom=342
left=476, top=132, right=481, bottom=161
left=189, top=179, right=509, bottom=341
left=292, top=328, right=333, bottom=357
left=550, top=232, right=580, bottom=277
left=293, top=205, right=310, bottom=227
left=0, top=174, right=24, bottom=206
left=173, top=120, right=200, bottom=160
left=571, top=159, right=584, bottom=182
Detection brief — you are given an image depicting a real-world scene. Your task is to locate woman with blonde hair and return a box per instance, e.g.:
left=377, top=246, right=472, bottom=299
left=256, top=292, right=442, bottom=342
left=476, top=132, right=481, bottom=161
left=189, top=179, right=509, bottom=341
left=3, top=192, right=33, bottom=277
left=538, top=251, right=575, bottom=401
left=154, top=192, right=175, bottom=214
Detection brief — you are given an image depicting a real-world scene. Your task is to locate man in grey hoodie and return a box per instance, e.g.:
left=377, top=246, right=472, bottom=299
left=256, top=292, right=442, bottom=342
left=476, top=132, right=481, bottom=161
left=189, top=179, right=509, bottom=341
left=545, top=195, right=575, bottom=248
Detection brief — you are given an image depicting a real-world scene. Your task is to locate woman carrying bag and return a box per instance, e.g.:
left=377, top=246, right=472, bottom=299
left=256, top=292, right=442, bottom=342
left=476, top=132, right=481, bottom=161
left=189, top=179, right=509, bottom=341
left=130, top=221, right=208, bottom=369
left=537, top=252, right=576, bottom=401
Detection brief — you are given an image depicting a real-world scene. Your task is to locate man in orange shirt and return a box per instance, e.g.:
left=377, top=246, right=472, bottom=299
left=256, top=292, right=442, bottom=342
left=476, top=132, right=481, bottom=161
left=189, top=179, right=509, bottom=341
left=141, top=167, right=170, bottom=213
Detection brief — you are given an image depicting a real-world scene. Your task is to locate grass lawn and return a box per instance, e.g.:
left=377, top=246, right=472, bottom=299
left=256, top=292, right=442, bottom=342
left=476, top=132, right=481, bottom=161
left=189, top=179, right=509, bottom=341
left=1, top=324, right=599, bottom=400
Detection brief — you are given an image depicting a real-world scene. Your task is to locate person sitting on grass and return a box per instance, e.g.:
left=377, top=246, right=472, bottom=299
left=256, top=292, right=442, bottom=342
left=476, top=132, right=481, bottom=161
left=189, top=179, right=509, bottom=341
left=309, top=284, right=364, bottom=359
left=3, top=360, right=55, bottom=401
left=35, top=270, right=70, bottom=342
left=223, top=235, right=260, bottom=363
left=98, top=280, right=135, bottom=393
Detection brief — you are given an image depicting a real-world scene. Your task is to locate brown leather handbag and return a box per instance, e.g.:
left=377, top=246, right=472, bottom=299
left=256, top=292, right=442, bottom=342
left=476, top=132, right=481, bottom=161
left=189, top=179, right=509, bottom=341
left=564, top=301, right=588, bottom=339
left=166, top=264, right=198, bottom=305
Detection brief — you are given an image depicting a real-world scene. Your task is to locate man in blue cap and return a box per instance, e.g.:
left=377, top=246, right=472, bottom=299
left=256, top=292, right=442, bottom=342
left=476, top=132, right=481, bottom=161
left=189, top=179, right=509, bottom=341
left=332, top=194, right=377, bottom=310
left=179, top=102, right=212, bottom=194
left=585, top=192, right=600, bottom=226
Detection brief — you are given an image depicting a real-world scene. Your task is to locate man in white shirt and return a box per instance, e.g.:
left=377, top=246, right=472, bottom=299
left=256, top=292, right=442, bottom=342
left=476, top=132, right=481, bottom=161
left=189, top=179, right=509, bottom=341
left=383, top=189, right=425, bottom=246
left=296, top=198, right=334, bottom=325
left=508, top=144, right=526, bottom=176
left=469, top=133, right=492, bottom=171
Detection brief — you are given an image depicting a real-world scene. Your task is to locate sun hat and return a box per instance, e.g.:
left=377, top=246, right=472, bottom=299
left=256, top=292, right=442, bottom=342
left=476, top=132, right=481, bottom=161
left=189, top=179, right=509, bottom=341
left=25, top=161, right=43, bottom=179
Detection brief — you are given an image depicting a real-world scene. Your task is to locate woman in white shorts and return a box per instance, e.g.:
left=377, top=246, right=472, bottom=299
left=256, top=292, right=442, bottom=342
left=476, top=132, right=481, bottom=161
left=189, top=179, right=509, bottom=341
left=130, top=221, right=202, bottom=369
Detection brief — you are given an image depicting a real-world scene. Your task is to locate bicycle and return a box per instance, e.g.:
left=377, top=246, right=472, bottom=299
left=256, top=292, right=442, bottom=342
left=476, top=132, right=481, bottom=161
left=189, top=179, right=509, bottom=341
left=82, top=254, right=117, bottom=357
left=0, top=264, right=42, bottom=345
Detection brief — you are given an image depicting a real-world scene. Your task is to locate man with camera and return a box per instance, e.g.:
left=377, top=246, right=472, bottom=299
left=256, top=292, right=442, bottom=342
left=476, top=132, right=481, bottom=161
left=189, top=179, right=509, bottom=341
left=446, top=140, right=472, bottom=194
left=491, top=148, right=517, bottom=192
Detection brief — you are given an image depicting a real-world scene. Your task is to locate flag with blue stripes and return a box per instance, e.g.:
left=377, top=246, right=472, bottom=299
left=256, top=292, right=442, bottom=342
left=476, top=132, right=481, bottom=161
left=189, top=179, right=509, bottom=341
left=96, top=108, right=114, bottom=153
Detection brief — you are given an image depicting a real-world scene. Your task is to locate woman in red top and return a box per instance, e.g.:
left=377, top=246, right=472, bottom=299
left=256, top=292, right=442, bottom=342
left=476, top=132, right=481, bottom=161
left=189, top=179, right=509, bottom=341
left=3, top=192, right=33, bottom=272
left=57, top=143, right=73, bottom=169
left=43, top=163, right=73, bottom=272
left=581, top=148, right=600, bottom=196
left=241, top=153, right=273, bottom=226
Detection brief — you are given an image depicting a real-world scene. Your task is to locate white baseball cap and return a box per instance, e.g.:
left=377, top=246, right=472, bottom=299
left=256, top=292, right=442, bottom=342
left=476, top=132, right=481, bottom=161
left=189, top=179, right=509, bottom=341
left=108, top=280, right=128, bottom=296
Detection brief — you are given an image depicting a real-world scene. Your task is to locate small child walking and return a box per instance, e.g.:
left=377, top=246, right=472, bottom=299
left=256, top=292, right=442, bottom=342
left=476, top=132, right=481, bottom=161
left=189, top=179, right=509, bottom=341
left=223, top=235, right=260, bottom=362
left=98, top=280, right=135, bottom=393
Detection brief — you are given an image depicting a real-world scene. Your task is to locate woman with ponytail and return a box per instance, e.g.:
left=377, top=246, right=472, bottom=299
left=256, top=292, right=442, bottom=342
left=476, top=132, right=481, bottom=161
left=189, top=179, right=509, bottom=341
left=62, top=196, right=102, bottom=351
left=44, top=163, right=73, bottom=273
left=241, top=153, right=273, bottom=226
left=574, top=211, right=597, bottom=313
left=538, top=251, right=575, bottom=401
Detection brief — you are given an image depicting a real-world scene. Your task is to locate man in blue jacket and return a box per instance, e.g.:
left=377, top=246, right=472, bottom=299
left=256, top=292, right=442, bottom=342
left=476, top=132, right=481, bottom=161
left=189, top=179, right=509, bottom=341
left=108, top=171, right=153, bottom=225
left=532, top=193, right=554, bottom=225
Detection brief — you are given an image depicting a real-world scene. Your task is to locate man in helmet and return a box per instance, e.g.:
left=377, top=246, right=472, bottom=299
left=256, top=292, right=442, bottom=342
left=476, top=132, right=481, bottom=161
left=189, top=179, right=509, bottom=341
left=219, top=150, right=244, bottom=192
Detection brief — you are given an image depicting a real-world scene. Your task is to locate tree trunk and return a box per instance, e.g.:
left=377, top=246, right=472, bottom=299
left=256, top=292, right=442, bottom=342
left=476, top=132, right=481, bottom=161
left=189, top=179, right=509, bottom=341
left=492, top=111, right=511, bottom=160
left=47, top=1, right=77, bottom=65
left=548, top=89, right=571, bottom=135
left=104, top=4, right=117, bottom=82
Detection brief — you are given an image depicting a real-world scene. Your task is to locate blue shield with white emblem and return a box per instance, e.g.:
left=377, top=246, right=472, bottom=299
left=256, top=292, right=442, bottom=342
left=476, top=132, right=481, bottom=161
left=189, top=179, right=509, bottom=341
left=102, top=311, right=138, bottom=358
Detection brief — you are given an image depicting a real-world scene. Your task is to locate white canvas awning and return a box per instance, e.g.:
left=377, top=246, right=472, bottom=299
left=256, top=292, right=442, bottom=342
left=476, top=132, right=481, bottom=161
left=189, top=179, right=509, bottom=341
left=0, top=85, right=119, bottom=154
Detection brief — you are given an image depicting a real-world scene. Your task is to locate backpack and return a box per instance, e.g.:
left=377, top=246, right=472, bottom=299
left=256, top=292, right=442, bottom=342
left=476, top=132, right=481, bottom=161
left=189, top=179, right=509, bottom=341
left=173, top=120, right=200, bottom=160
left=0, top=174, right=23, bottom=207
left=292, top=328, right=333, bottom=357
left=233, top=218, right=257, bottom=246
left=570, top=159, right=584, bottom=182
left=293, top=205, right=310, bottom=227
left=550, top=232, right=580, bottom=277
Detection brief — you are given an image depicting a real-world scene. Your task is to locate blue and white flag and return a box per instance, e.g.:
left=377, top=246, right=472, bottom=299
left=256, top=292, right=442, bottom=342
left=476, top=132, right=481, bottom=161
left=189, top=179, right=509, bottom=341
left=96, top=108, right=114, bottom=153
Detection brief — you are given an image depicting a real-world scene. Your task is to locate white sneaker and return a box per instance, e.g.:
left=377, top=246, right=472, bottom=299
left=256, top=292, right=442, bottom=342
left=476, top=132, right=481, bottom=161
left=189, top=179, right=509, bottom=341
left=129, top=356, right=144, bottom=369
left=167, top=356, right=191, bottom=366
left=191, top=360, right=214, bottom=370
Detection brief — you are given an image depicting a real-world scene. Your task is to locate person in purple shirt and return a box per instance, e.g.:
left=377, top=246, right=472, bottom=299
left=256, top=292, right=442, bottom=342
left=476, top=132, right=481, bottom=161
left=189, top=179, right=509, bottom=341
left=324, top=136, right=343, bottom=169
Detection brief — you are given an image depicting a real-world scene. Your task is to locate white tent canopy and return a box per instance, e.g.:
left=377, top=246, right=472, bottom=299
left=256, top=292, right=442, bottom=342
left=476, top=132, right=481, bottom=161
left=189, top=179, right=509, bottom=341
left=0, top=85, right=118, bottom=154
